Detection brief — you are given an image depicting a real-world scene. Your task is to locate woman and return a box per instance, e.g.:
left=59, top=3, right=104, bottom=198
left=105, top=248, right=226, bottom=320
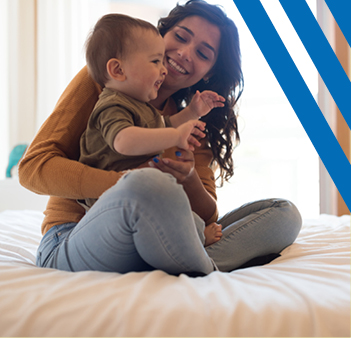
left=19, top=0, right=302, bottom=275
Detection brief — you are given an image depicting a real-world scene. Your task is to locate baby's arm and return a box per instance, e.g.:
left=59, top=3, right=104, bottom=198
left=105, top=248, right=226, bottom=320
left=114, top=120, right=206, bottom=156
left=170, top=90, right=225, bottom=127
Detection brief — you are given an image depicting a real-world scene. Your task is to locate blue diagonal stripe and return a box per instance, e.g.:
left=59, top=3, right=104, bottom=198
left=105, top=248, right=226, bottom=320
left=232, top=0, right=351, bottom=209
left=279, top=0, right=351, bottom=130
left=324, top=0, right=351, bottom=47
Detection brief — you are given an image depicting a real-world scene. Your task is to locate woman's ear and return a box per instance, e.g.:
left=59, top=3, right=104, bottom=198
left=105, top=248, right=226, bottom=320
left=106, top=58, right=126, bottom=81
left=203, top=71, right=213, bottom=84
left=203, top=76, right=210, bottom=84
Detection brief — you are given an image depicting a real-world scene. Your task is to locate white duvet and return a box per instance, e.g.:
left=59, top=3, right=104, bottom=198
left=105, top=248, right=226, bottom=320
left=0, top=210, right=350, bottom=337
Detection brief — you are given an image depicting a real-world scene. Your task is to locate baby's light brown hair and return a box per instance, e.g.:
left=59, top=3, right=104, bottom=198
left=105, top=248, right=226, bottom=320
left=85, top=13, right=160, bottom=88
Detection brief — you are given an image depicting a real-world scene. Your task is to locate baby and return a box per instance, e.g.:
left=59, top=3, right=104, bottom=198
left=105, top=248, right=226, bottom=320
left=79, top=13, right=224, bottom=246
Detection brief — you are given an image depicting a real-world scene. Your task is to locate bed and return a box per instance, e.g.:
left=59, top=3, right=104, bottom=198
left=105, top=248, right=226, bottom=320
left=0, top=209, right=350, bottom=337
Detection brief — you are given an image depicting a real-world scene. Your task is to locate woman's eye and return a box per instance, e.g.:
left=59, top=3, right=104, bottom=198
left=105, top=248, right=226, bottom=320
left=197, top=51, right=209, bottom=60
left=175, top=33, right=186, bottom=42
left=152, top=60, right=160, bottom=64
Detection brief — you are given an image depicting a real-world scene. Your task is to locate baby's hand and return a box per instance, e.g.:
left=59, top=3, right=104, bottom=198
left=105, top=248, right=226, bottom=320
left=204, top=222, right=222, bottom=247
left=176, top=119, right=206, bottom=151
left=189, top=90, right=225, bottom=118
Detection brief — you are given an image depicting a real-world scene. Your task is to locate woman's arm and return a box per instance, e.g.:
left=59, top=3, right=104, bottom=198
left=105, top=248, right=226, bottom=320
left=149, top=141, right=219, bottom=224
left=19, top=66, right=122, bottom=199
left=180, top=162, right=218, bottom=224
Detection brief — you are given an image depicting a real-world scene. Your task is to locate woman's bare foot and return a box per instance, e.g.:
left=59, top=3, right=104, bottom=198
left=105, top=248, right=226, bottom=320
left=204, top=222, right=222, bottom=247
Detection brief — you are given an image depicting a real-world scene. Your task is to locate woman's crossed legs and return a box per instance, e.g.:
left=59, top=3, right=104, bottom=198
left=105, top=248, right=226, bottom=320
left=37, top=168, right=301, bottom=275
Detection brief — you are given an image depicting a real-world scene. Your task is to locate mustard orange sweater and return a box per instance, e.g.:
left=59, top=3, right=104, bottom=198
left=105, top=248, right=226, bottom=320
left=19, top=66, right=218, bottom=234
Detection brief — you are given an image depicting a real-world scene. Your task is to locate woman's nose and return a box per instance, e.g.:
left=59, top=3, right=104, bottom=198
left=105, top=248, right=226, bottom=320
left=177, top=45, right=192, bottom=62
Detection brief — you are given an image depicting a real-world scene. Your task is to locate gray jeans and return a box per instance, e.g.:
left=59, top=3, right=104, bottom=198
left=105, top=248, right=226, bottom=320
left=36, top=168, right=302, bottom=274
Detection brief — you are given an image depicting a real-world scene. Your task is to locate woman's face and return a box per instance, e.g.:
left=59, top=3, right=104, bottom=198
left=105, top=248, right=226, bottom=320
left=162, top=16, right=221, bottom=93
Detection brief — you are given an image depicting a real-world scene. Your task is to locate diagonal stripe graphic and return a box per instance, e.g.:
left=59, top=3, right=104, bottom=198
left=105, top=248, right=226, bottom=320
left=279, top=0, right=351, bottom=130
left=232, top=0, right=351, bottom=209
left=324, top=0, right=351, bottom=47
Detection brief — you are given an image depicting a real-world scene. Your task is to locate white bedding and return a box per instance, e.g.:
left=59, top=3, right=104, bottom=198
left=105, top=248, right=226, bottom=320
left=0, top=210, right=350, bottom=337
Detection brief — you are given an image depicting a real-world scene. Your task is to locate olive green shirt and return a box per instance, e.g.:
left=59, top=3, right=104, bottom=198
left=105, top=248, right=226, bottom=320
left=79, top=88, right=171, bottom=208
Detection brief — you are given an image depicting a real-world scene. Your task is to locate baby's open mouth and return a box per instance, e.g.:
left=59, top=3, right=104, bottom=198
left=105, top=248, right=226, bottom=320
left=154, top=80, right=163, bottom=89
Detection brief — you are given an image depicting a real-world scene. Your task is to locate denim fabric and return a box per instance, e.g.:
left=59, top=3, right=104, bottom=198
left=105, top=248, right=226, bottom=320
left=207, top=198, right=302, bottom=271
left=37, top=169, right=213, bottom=275
left=36, top=168, right=302, bottom=274
left=36, top=222, right=77, bottom=267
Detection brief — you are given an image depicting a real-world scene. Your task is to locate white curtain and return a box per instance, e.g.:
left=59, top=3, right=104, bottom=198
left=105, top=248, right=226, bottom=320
left=35, top=0, right=169, bottom=131
left=0, top=0, right=110, bottom=178
left=0, top=0, right=10, bottom=178
left=36, top=0, right=112, bottom=131
left=0, top=0, right=173, bottom=179
left=0, top=0, right=36, bottom=178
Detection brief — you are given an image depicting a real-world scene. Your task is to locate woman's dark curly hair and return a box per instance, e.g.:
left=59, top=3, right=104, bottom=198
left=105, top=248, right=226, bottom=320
left=158, top=0, right=244, bottom=186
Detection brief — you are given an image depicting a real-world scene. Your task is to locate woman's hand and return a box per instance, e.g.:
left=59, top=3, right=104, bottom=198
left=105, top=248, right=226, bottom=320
left=148, top=149, right=195, bottom=184
left=148, top=148, right=217, bottom=223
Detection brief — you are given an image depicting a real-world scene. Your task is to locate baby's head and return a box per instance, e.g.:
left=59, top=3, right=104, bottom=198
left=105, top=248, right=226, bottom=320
left=86, top=13, right=167, bottom=102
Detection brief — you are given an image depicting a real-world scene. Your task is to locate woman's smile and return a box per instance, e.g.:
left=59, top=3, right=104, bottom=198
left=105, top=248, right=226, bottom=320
left=167, top=57, right=189, bottom=75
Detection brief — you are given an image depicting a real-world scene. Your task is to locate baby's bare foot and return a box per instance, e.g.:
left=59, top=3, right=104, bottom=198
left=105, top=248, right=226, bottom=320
left=204, top=222, right=222, bottom=247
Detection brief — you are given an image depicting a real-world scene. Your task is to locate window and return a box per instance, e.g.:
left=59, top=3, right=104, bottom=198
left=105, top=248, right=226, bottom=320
left=212, top=0, right=319, bottom=219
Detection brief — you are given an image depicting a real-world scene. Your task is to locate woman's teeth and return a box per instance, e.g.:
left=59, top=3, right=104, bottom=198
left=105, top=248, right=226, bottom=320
left=168, top=58, right=187, bottom=74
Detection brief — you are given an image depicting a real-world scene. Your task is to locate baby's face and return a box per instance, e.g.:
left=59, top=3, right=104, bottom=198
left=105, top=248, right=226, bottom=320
left=121, top=30, right=167, bottom=102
